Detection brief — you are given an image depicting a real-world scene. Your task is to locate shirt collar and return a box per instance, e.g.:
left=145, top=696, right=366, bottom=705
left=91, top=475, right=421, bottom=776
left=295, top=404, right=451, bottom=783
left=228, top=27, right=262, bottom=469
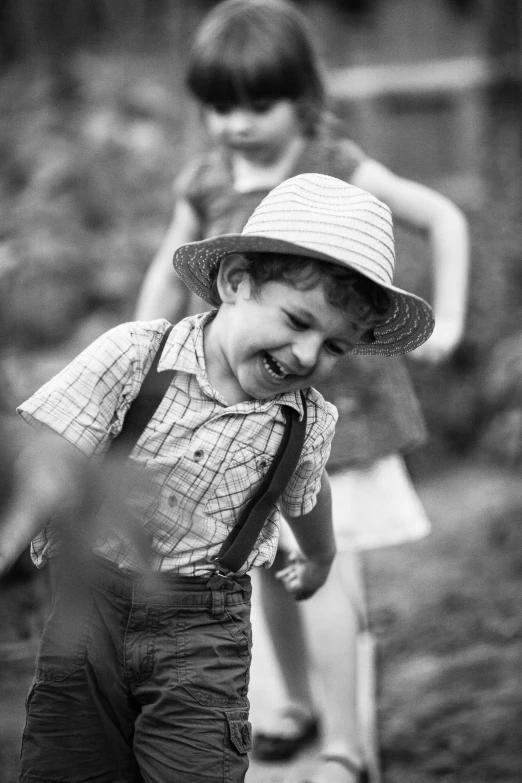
left=158, top=311, right=214, bottom=376
left=251, top=389, right=306, bottom=419
left=158, top=312, right=307, bottom=418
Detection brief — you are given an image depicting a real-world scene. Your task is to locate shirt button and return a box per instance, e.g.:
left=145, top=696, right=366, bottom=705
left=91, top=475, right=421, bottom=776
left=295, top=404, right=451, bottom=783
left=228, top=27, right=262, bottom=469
left=168, top=494, right=177, bottom=508
left=257, top=456, right=269, bottom=470
left=194, top=449, right=204, bottom=461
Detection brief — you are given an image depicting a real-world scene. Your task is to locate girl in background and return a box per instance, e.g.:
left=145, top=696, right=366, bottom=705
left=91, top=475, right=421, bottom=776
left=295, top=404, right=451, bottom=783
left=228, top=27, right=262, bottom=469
left=135, top=2, right=469, bottom=781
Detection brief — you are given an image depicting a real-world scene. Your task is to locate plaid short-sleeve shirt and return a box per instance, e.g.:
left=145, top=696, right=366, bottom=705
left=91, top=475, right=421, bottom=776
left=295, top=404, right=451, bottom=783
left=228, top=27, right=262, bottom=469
left=17, top=314, right=337, bottom=575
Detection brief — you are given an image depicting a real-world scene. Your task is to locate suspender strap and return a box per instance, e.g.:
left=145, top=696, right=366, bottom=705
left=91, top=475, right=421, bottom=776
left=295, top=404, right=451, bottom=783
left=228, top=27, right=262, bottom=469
left=107, top=325, right=175, bottom=459
left=107, top=324, right=307, bottom=576
left=213, top=390, right=307, bottom=575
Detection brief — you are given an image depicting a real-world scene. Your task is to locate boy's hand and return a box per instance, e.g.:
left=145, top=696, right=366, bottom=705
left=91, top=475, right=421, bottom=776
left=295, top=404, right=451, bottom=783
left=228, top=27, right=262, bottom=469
left=275, top=550, right=333, bottom=601
left=0, top=428, right=156, bottom=578
left=281, top=470, right=336, bottom=600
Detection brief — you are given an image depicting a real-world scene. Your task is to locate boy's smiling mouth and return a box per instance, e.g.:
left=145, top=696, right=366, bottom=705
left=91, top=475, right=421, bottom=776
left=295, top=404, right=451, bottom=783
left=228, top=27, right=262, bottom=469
left=263, top=351, right=289, bottom=380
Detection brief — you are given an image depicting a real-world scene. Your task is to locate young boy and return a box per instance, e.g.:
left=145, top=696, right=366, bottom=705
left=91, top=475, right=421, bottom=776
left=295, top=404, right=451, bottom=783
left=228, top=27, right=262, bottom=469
left=1, top=174, right=434, bottom=783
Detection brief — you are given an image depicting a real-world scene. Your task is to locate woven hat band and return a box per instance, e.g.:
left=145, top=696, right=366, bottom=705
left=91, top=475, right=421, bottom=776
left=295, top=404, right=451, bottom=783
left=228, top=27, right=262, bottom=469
left=243, top=181, right=396, bottom=286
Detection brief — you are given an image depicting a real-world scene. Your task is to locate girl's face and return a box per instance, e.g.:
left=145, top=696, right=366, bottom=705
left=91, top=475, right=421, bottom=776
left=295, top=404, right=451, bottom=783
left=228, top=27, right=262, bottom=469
left=203, top=99, right=303, bottom=164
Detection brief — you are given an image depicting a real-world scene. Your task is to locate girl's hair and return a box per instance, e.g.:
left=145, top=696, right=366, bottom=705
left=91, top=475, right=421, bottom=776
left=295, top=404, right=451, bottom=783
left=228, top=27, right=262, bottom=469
left=210, top=252, right=392, bottom=337
left=186, top=0, right=327, bottom=136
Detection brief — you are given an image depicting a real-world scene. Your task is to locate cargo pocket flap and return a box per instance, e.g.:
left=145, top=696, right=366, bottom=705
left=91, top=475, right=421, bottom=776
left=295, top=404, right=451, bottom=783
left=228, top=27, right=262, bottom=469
left=226, top=711, right=252, bottom=755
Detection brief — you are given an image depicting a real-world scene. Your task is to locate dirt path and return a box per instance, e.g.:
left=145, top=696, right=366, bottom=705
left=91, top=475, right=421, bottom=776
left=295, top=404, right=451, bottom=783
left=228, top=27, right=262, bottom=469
left=1, top=461, right=521, bottom=783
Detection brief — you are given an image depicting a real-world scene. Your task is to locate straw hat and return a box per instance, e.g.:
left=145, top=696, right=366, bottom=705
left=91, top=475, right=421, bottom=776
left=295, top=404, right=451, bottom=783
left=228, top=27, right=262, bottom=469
left=173, top=173, right=434, bottom=356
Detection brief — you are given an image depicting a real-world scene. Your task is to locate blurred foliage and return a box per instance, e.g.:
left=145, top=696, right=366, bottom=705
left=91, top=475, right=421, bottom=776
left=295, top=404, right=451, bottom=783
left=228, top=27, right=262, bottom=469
left=0, top=0, right=486, bottom=72
left=0, top=1, right=521, bottom=469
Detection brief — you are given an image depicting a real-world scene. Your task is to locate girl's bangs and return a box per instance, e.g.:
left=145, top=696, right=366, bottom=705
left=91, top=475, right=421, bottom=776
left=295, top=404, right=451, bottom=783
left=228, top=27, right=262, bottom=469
left=188, top=43, right=303, bottom=106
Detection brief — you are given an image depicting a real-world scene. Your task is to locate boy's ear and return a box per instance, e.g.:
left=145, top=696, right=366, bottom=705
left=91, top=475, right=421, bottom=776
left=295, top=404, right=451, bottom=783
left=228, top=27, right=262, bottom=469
left=216, top=254, right=250, bottom=303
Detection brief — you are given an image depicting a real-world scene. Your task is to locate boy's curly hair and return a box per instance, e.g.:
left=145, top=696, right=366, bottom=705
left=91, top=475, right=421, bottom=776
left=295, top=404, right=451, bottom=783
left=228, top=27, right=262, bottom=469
left=209, top=252, right=392, bottom=337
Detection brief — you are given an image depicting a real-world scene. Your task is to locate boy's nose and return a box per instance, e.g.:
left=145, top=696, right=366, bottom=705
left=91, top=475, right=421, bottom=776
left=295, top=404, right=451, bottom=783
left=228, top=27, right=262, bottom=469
left=291, top=335, right=321, bottom=372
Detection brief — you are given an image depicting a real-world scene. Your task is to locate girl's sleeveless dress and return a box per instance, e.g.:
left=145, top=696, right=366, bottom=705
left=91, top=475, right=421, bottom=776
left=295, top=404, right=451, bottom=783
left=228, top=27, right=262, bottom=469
left=175, top=135, right=430, bottom=551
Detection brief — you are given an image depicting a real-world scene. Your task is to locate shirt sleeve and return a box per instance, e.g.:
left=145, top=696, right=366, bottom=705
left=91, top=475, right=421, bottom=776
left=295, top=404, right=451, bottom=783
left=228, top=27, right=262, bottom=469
left=280, top=390, right=338, bottom=518
left=17, top=320, right=170, bottom=456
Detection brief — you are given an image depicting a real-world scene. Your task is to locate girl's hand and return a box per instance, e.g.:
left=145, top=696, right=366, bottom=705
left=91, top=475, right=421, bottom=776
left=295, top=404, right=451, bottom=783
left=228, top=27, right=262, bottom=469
left=275, top=550, right=332, bottom=601
left=410, top=316, right=464, bottom=364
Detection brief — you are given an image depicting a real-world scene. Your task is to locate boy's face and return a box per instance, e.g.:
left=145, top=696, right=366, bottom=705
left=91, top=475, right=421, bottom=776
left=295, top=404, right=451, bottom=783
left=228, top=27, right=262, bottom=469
left=213, top=269, right=370, bottom=400
left=203, top=99, right=302, bottom=165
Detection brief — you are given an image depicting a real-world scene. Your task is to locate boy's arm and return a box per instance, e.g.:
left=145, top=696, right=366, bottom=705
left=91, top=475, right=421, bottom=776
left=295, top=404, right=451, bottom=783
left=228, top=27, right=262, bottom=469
left=275, top=470, right=336, bottom=601
left=353, top=159, right=470, bottom=363
left=0, top=427, right=152, bottom=577
left=134, top=198, right=201, bottom=322
left=0, top=428, right=86, bottom=575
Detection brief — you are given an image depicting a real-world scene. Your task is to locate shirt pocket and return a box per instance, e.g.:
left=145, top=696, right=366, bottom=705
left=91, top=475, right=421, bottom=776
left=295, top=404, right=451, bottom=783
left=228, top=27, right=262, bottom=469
left=205, top=444, right=272, bottom=524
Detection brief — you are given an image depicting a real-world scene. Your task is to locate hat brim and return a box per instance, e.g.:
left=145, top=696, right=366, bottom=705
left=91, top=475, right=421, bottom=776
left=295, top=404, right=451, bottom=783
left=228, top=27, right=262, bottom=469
left=173, top=233, right=434, bottom=357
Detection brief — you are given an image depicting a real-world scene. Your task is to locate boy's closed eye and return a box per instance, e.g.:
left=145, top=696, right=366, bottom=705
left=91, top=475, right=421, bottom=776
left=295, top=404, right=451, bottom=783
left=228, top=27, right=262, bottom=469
left=286, top=312, right=309, bottom=331
left=285, top=313, right=353, bottom=356
left=324, top=340, right=347, bottom=357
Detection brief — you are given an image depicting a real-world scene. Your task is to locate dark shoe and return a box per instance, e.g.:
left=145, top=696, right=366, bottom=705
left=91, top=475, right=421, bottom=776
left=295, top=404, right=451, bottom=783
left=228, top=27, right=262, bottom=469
left=252, top=709, right=320, bottom=762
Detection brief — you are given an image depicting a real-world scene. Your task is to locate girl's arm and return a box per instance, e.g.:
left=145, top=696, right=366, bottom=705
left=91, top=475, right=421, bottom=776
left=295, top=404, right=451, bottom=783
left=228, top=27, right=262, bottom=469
left=276, top=470, right=337, bottom=600
left=134, top=198, right=201, bottom=322
left=353, top=159, right=470, bottom=362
